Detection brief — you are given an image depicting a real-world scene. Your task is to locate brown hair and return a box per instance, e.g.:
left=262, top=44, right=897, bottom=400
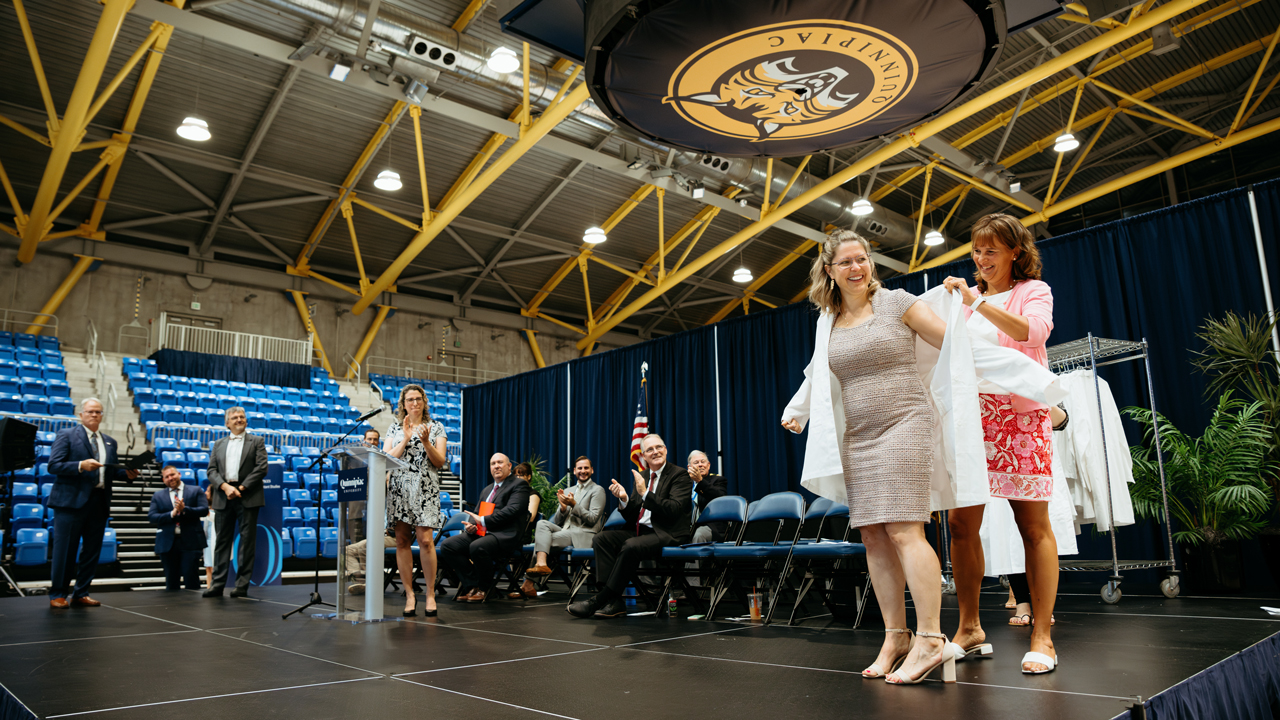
left=395, top=384, right=430, bottom=424
left=573, top=455, right=593, bottom=470
left=807, top=229, right=881, bottom=314
left=514, top=462, right=532, bottom=478
left=970, top=213, right=1042, bottom=293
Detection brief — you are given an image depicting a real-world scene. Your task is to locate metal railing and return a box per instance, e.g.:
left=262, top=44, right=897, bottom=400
left=118, top=320, right=150, bottom=355
left=365, top=354, right=509, bottom=386
left=94, top=351, right=108, bottom=400
left=157, top=312, right=313, bottom=365
left=85, top=318, right=98, bottom=361
left=342, top=352, right=361, bottom=385
left=104, top=379, right=118, bottom=420
left=0, top=413, right=78, bottom=433
left=0, top=308, right=57, bottom=336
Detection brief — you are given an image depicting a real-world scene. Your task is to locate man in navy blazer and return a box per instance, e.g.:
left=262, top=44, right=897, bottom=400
left=440, top=453, right=531, bottom=603
left=568, top=433, right=692, bottom=619
left=148, top=465, right=209, bottom=591
left=47, top=398, right=138, bottom=608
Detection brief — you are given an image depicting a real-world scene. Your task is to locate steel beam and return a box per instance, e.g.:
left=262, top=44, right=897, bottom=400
left=198, top=65, right=301, bottom=254
left=25, top=254, right=101, bottom=335
left=523, top=329, right=546, bottom=368
left=289, top=289, right=334, bottom=375
left=575, top=0, right=1212, bottom=349
left=19, top=0, right=133, bottom=262
left=347, top=304, right=394, bottom=378
left=705, top=238, right=815, bottom=324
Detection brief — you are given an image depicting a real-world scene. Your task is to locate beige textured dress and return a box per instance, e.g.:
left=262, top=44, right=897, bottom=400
left=828, top=288, right=935, bottom=528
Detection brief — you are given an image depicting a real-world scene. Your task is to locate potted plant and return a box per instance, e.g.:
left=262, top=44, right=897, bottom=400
left=1126, top=395, right=1276, bottom=592
left=1192, top=312, right=1280, bottom=585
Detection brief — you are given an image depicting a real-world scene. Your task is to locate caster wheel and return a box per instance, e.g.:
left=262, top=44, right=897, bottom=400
left=1101, top=583, right=1121, bottom=604
left=1161, top=577, right=1180, bottom=599
left=942, top=579, right=956, bottom=595
left=999, top=575, right=1010, bottom=588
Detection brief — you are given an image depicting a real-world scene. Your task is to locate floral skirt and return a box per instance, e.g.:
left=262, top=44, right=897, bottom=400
left=980, top=393, right=1052, bottom=501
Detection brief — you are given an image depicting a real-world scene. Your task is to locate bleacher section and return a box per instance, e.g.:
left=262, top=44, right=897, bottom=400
left=0, top=332, right=76, bottom=420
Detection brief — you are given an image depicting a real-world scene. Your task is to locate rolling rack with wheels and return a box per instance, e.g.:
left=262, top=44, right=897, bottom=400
left=1047, top=334, right=1179, bottom=604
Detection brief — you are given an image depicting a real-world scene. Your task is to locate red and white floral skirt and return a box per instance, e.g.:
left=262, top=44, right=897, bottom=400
left=980, top=393, right=1053, bottom=501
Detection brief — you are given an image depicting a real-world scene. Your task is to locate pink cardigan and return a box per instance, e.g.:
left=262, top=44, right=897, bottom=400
left=963, top=279, right=1054, bottom=412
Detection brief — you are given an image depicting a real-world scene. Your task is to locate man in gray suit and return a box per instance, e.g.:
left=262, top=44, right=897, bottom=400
left=203, top=406, right=268, bottom=598
left=514, top=456, right=605, bottom=598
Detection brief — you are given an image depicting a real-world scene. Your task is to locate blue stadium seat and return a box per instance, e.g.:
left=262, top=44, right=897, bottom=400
left=289, top=456, right=312, bottom=472
left=18, top=379, right=44, bottom=396
left=183, top=407, right=205, bottom=425
left=319, top=527, right=338, bottom=558
left=227, top=381, right=248, bottom=394
left=267, top=386, right=285, bottom=401
left=13, top=333, right=37, bottom=350
left=10, top=503, right=44, bottom=532
left=0, top=394, right=20, bottom=413
left=35, top=444, right=51, bottom=460
left=187, top=452, right=210, bottom=470
left=139, top=360, right=157, bottom=374
left=152, top=389, right=177, bottom=405
left=0, top=348, right=12, bottom=362
left=45, top=380, right=71, bottom=398
left=293, top=527, right=317, bottom=559
left=16, top=351, right=41, bottom=366
left=0, top=360, right=17, bottom=377
left=281, top=528, right=293, bottom=558
left=283, top=387, right=302, bottom=403
left=265, top=413, right=286, bottom=431
left=282, top=414, right=303, bottom=432
left=37, top=335, right=59, bottom=351
left=122, top=357, right=141, bottom=372
left=247, top=411, right=268, bottom=427
left=40, top=482, right=54, bottom=504
left=197, top=469, right=209, bottom=489
left=320, top=490, right=338, bottom=512
left=49, top=397, right=74, bottom=416
left=17, top=362, right=43, bottom=379
left=179, top=439, right=202, bottom=451
left=247, top=383, right=267, bottom=399
left=208, top=379, right=229, bottom=392
left=282, top=444, right=303, bottom=458
left=179, top=468, right=196, bottom=483
left=22, top=395, right=50, bottom=415
left=154, top=437, right=179, bottom=451
left=128, top=371, right=151, bottom=389
left=302, top=506, right=321, bottom=528
left=168, top=378, right=190, bottom=394
left=38, top=431, right=56, bottom=444
left=161, top=405, right=185, bottom=423
left=197, top=394, right=220, bottom=410
left=282, top=472, right=299, bottom=489
left=239, top=397, right=259, bottom=413
left=161, top=450, right=187, bottom=468
left=288, top=488, right=313, bottom=509
left=12, top=482, right=38, bottom=504
left=139, top=402, right=162, bottom=423
left=42, top=364, right=67, bottom=382
left=149, top=375, right=171, bottom=391
left=14, top=528, right=48, bottom=565
left=39, top=348, right=60, bottom=363
left=322, top=418, right=342, bottom=435
left=99, top=528, right=118, bottom=563
left=0, top=377, right=18, bottom=394
left=302, top=474, right=321, bottom=499
left=203, top=409, right=223, bottom=426
left=189, top=378, right=210, bottom=393
left=281, top=506, right=304, bottom=531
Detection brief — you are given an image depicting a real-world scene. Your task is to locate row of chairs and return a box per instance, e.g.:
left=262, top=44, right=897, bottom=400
left=376, top=385, right=461, bottom=406
left=7, top=527, right=118, bottom=566
left=139, top=405, right=351, bottom=435
left=0, top=331, right=59, bottom=351
left=368, top=373, right=465, bottom=393
left=0, top=358, right=66, bottom=379
left=0, top=377, right=71, bottom=396
left=0, top=394, right=75, bottom=417
left=132, top=389, right=355, bottom=416
left=127, top=373, right=346, bottom=404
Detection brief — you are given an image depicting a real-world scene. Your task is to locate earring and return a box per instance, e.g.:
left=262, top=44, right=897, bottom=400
left=828, top=277, right=835, bottom=290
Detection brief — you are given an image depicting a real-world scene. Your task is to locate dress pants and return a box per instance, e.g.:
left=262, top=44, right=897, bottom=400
left=210, top=500, right=260, bottom=591
left=439, top=532, right=505, bottom=590
left=592, top=526, right=667, bottom=595
left=533, top=520, right=576, bottom=557
left=160, top=547, right=203, bottom=590
left=49, top=488, right=109, bottom=600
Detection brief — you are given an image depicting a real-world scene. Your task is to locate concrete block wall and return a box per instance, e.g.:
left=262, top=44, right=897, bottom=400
left=0, top=245, right=629, bottom=379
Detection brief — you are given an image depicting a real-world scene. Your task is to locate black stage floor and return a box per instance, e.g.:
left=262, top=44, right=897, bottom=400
left=1, top=581, right=1277, bottom=720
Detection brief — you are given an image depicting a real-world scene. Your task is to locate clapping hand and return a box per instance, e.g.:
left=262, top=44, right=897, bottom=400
left=687, top=465, right=701, bottom=483
left=462, top=521, right=477, bottom=535
left=631, top=468, right=649, bottom=496
left=781, top=418, right=802, bottom=433
left=172, top=497, right=185, bottom=516
left=608, top=479, right=628, bottom=504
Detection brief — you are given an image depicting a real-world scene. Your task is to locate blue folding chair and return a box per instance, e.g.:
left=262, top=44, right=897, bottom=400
left=288, top=489, right=313, bottom=509
left=281, top=506, right=305, bottom=531
left=10, top=503, right=45, bottom=532
left=14, top=528, right=49, bottom=565
left=319, top=528, right=339, bottom=558
left=12, top=482, right=38, bottom=504
left=293, top=528, right=317, bottom=559
left=704, top=492, right=806, bottom=623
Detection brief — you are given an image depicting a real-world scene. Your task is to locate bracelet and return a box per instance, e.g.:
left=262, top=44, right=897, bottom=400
left=971, top=295, right=986, bottom=311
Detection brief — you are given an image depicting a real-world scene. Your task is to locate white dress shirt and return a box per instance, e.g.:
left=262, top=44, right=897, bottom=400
left=84, top=426, right=107, bottom=488
left=639, top=466, right=662, bottom=528
left=224, top=433, right=245, bottom=483
left=170, top=481, right=185, bottom=533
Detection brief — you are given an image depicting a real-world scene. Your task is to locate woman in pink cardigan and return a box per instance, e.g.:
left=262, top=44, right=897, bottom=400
left=941, top=213, right=1061, bottom=675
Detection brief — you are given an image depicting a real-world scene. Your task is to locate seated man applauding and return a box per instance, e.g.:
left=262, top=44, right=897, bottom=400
left=514, top=456, right=605, bottom=598
left=439, top=453, right=531, bottom=602
left=568, top=434, right=692, bottom=619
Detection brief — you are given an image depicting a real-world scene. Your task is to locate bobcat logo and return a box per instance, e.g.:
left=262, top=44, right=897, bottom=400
left=665, top=21, right=917, bottom=145
left=666, top=58, right=861, bottom=140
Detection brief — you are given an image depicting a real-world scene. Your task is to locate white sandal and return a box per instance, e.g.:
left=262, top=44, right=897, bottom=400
left=862, top=628, right=913, bottom=678
left=887, top=632, right=957, bottom=685
left=948, top=641, right=994, bottom=663
left=1021, top=651, right=1058, bottom=674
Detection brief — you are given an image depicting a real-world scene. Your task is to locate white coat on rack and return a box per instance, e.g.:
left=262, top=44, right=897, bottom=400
left=783, top=287, right=1068, bottom=511
left=1058, top=370, right=1136, bottom=532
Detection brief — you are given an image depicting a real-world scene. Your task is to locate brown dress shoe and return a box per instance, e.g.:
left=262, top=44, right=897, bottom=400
left=525, top=565, right=553, bottom=576
left=72, top=597, right=102, bottom=607
left=467, top=590, right=487, bottom=603
left=509, top=579, right=538, bottom=599
left=50, top=598, right=70, bottom=609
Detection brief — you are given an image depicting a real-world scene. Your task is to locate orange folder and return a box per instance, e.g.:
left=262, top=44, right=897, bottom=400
left=475, top=501, right=495, bottom=536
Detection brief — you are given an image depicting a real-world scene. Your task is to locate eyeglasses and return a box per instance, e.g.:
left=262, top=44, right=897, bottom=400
left=643, top=445, right=665, bottom=454
left=826, top=259, right=865, bottom=270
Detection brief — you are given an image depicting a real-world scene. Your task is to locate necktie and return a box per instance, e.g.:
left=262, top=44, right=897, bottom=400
left=692, top=483, right=700, bottom=522
left=89, top=432, right=100, bottom=459
left=486, top=484, right=499, bottom=503
left=172, top=490, right=182, bottom=533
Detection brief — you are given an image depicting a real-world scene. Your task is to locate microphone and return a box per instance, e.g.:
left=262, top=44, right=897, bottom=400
left=356, top=406, right=385, bottom=423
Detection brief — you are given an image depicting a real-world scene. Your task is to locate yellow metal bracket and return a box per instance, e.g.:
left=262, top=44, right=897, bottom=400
left=26, top=254, right=102, bottom=335
left=288, top=289, right=335, bottom=376
left=523, top=329, right=546, bottom=368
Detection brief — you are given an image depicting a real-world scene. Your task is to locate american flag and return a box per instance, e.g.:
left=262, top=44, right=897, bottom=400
left=630, top=365, right=648, bottom=470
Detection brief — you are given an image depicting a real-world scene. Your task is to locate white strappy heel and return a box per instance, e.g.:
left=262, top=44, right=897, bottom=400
left=862, top=628, right=913, bottom=678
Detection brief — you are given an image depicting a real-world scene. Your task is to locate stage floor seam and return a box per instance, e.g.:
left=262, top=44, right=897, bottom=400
left=41, top=677, right=382, bottom=719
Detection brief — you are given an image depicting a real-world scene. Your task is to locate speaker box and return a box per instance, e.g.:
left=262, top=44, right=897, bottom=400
left=0, top=417, right=37, bottom=473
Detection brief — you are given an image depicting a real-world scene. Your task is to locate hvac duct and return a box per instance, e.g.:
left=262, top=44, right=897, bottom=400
left=208, top=0, right=942, bottom=249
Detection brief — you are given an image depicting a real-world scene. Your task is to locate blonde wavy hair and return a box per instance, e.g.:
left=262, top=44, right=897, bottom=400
left=970, top=213, right=1042, bottom=293
left=395, top=384, right=431, bottom=424
left=807, top=229, right=881, bottom=314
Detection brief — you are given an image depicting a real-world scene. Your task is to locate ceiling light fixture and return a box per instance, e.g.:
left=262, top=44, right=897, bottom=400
left=374, top=169, right=402, bottom=191
left=689, top=179, right=705, bottom=200
left=732, top=246, right=752, bottom=283
left=177, top=116, right=211, bottom=142
left=1053, top=133, right=1079, bottom=153
left=329, top=62, right=351, bottom=81
left=487, top=47, right=520, bottom=74
left=1009, top=181, right=1022, bottom=193
left=583, top=226, right=607, bottom=244
left=850, top=198, right=874, bottom=216
left=924, top=229, right=944, bottom=246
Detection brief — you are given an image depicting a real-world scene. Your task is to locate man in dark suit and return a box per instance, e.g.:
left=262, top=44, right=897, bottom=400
left=568, top=433, right=692, bottom=619
left=687, top=450, right=729, bottom=543
left=203, top=406, right=268, bottom=598
left=47, top=398, right=139, bottom=608
left=440, top=453, right=531, bottom=602
left=148, top=464, right=209, bottom=591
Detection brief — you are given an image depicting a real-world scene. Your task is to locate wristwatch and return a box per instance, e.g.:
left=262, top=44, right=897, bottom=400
left=971, top=295, right=986, bottom=311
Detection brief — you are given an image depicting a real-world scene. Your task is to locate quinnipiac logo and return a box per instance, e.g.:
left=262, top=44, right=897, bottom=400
left=664, top=20, right=917, bottom=143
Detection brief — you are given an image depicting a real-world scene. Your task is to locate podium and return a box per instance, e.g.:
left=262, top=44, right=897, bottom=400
left=331, top=445, right=407, bottom=621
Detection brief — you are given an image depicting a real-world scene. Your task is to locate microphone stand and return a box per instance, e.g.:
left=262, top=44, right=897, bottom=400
left=283, top=410, right=378, bottom=619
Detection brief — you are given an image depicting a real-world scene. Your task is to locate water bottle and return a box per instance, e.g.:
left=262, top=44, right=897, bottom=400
left=667, top=594, right=678, bottom=616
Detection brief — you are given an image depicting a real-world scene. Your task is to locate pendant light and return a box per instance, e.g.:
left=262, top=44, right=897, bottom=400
left=583, top=166, right=607, bottom=244
left=177, top=39, right=211, bottom=142
left=1053, top=84, right=1077, bottom=153
left=373, top=127, right=402, bottom=191
left=732, top=246, right=752, bottom=283
left=850, top=198, right=873, bottom=216
left=487, top=47, right=520, bottom=74
left=924, top=229, right=944, bottom=246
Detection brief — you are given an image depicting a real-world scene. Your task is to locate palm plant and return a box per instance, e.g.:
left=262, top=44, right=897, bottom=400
left=1126, top=395, right=1277, bottom=548
left=1192, top=311, right=1280, bottom=500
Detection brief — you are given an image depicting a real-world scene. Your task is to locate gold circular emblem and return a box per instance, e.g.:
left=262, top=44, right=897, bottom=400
left=664, top=20, right=918, bottom=143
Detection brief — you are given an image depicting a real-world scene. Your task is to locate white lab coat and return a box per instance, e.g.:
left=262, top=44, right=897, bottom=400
left=783, top=287, right=1067, bottom=512
left=1058, top=370, right=1136, bottom=532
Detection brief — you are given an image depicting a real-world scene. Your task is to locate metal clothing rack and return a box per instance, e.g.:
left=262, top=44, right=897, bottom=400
left=1047, top=333, right=1179, bottom=604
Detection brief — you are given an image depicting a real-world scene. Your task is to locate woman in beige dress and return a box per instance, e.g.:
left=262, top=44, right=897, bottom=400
left=783, top=230, right=955, bottom=685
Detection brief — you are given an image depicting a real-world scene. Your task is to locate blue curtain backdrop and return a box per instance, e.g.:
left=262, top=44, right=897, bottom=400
left=461, top=181, right=1279, bottom=588
left=459, top=365, right=567, bottom=503
left=149, top=349, right=311, bottom=388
